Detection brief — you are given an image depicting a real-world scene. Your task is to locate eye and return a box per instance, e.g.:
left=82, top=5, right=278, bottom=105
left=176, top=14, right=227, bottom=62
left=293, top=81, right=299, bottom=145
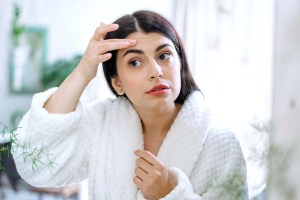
left=129, top=60, right=142, bottom=67
left=159, top=53, right=170, bottom=61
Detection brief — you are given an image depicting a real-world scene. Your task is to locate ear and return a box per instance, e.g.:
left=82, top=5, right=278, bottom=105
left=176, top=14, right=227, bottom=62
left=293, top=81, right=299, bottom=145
left=111, top=77, right=124, bottom=95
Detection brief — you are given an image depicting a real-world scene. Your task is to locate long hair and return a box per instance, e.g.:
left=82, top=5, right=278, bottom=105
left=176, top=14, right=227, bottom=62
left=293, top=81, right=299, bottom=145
left=102, top=10, right=201, bottom=104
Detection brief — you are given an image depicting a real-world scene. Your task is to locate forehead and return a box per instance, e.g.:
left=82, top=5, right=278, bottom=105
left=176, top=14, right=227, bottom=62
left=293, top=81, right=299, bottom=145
left=121, top=32, right=175, bottom=52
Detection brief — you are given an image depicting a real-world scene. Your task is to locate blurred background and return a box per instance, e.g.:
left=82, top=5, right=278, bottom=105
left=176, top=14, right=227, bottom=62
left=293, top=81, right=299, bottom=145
left=0, top=0, right=299, bottom=200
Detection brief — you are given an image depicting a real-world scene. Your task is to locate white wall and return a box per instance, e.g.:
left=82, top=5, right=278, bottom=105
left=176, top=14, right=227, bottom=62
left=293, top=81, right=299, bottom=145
left=267, top=0, right=300, bottom=199
left=0, top=0, right=172, bottom=125
left=0, top=0, right=33, bottom=126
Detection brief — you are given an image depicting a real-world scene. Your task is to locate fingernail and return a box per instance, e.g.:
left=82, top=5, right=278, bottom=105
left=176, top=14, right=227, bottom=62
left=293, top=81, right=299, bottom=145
left=128, top=39, right=136, bottom=45
left=120, top=41, right=130, bottom=47
left=112, top=24, right=119, bottom=29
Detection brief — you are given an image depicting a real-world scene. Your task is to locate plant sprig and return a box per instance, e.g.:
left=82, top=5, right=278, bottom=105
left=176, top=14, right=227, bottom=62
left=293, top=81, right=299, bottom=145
left=0, top=122, right=57, bottom=172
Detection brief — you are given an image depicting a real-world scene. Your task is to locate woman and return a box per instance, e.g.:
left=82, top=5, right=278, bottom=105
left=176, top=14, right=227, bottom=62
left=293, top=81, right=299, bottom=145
left=13, top=10, right=248, bottom=200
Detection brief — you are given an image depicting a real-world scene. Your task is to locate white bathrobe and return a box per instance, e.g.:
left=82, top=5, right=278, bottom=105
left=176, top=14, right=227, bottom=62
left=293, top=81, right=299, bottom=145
left=13, top=88, right=248, bottom=200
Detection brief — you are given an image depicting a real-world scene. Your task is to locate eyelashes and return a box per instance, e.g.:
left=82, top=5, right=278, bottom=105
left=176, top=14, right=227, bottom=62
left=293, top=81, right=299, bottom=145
left=127, top=52, right=172, bottom=68
left=129, top=60, right=142, bottom=67
left=159, top=52, right=171, bottom=61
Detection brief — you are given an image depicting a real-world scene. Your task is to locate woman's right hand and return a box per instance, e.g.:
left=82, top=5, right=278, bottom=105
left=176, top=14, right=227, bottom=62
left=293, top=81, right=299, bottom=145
left=76, top=23, right=136, bottom=81
left=44, top=23, right=135, bottom=114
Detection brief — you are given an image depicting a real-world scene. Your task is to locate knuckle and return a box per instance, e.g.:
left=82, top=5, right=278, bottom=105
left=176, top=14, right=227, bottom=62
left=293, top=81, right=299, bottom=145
left=98, top=43, right=107, bottom=52
left=95, top=27, right=102, bottom=34
left=157, top=165, right=164, bottom=171
left=135, top=167, right=139, bottom=174
left=154, top=170, right=161, bottom=178
left=137, top=158, right=143, bottom=165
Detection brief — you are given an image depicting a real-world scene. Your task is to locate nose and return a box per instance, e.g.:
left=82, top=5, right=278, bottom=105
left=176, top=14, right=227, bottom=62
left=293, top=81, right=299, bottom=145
left=149, top=61, right=163, bottom=80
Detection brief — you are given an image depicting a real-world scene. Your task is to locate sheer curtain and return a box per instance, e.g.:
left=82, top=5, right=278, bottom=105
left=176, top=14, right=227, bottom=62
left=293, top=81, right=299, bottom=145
left=172, top=0, right=274, bottom=199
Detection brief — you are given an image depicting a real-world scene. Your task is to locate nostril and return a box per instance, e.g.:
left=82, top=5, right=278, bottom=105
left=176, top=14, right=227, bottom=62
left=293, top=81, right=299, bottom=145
left=148, top=63, right=163, bottom=79
left=149, top=73, right=163, bottom=80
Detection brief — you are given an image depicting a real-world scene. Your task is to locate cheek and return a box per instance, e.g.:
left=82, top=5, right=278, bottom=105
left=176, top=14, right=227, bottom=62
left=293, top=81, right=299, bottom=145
left=124, top=77, right=139, bottom=87
left=120, top=73, right=144, bottom=92
left=175, top=70, right=182, bottom=89
left=172, top=60, right=182, bottom=82
left=173, top=62, right=182, bottom=91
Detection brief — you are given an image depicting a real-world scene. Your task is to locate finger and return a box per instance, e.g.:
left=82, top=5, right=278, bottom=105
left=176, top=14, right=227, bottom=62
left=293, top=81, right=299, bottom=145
left=134, top=150, right=162, bottom=167
left=133, top=176, right=143, bottom=188
left=92, top=23, right=119, bottom=41
left=135, top=167, right=148, bottom=180
left=96, top=53, right=112, bottom=63
left=135, top=157, right=153, bottom=173
left=96, top=41, right=133, bottom=55
left=99, top=22, right=108, bottom=39
left=101, top=38, right=136, bottom=46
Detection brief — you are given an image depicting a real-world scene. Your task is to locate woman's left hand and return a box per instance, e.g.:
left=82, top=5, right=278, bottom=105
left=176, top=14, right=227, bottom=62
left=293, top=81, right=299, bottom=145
left=133, top=150, right=174, bottom=200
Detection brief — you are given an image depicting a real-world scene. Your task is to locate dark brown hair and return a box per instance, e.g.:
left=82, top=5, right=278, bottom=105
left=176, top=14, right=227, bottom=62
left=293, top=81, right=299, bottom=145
left=102, top=10, right=201, bottom=104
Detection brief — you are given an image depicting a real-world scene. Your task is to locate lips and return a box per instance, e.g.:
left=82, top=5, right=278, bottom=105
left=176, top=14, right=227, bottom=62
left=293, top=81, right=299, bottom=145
left=146, top=84, right=170, bottom=94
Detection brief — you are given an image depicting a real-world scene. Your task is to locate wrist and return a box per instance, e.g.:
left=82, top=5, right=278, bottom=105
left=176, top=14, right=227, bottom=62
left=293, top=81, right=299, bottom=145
left=75, top=58, right=98, bottom=81
left=69, top=68, right=92, bottom=93
left=158, top=174, right=176, bottom=199
left=74, top=64, right=95, bottom=83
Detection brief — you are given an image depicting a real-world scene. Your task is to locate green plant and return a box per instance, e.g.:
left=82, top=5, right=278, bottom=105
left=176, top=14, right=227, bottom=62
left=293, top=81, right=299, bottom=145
left=11, top=2, right=25, bottom=46
left=42, top=54, right=82, bottom=90
left=0, top=122, right=57, bottom=172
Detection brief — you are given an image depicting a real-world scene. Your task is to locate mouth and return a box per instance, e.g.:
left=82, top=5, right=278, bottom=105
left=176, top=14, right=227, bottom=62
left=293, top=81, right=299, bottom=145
left=146, top=84, right=170, bottom=94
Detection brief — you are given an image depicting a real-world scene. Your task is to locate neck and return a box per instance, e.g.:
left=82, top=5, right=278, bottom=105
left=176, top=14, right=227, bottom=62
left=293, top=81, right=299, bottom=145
left=135, top=103, right=182, bottom=136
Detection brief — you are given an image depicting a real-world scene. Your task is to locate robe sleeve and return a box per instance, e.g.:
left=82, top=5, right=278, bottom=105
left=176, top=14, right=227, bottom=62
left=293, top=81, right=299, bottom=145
left=12, top=88, right=99, bottom=187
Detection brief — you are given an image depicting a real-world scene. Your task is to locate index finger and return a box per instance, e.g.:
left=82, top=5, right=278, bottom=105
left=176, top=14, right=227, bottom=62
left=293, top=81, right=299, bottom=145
left=91, top=23, right=119, bottom=41
left=134, top=150, right=162, bottom=167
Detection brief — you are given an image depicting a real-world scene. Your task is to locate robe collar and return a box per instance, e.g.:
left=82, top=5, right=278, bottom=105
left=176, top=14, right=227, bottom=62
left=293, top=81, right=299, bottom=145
left=157, top=91, right=210, bottom=177
left=105, top=91, right=210, bottom=199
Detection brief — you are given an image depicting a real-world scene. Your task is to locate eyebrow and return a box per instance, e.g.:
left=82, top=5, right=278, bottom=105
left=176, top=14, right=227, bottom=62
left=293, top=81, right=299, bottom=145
left=122, top=43, right=173, bottom=58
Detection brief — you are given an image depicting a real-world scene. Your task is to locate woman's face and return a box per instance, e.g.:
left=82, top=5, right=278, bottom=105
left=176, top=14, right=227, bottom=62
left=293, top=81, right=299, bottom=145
left=112, top=32, right=181, bottom=110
